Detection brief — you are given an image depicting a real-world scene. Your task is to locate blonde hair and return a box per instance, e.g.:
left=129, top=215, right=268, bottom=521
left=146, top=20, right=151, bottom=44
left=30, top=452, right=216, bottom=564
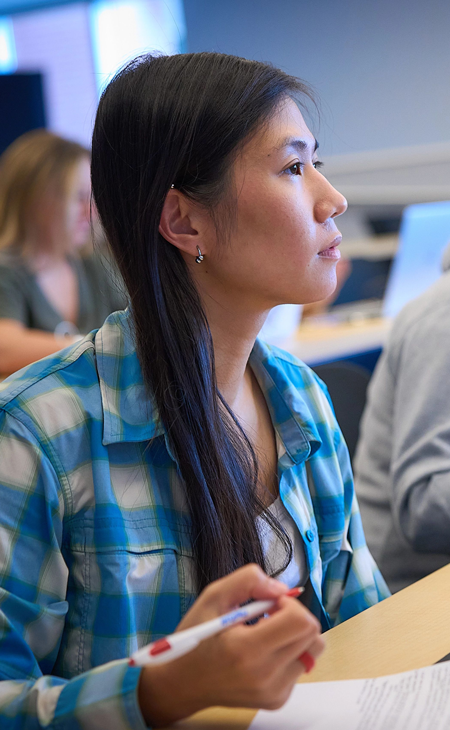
left=0, top=129, right=90, bottom=254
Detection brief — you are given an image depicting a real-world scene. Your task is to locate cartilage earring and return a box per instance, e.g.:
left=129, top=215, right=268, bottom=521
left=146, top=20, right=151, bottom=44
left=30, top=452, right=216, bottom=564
left=195, top=246, right=204, bottom=264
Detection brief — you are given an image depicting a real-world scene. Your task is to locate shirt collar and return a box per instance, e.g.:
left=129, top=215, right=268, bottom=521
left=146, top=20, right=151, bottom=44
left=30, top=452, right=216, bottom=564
left=249, top=338, right=322, bottom=464
left=96, top=311, right=322, bottom=462
left=96, top=309, right=165, bottom=446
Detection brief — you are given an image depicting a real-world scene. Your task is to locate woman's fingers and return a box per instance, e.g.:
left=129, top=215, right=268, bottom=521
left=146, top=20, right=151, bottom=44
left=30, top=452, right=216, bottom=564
left=273, top=632, right=325, bottom=671
left=170, top=567, right=324, bottom=715
left=244, top=635, right=326, bottom=711
left=154, top=597, right=324, bottom=718
left=201, top=564, right=288, bottom=610
left=209, top=627, right=323, bottom=711
left=247, top=594, right=321, bottom=653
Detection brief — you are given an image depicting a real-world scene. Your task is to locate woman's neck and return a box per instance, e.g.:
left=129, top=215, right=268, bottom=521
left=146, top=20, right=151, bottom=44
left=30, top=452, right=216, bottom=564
left=205, top=296, right=280, bottom=506
left=205, top=299, right=268, bottom=409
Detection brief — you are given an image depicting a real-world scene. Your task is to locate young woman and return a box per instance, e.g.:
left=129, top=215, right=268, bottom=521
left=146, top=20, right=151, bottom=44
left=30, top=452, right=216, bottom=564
left=0, top=130, right=126, bottom=374
left=0, top=53, right=388, bottom=728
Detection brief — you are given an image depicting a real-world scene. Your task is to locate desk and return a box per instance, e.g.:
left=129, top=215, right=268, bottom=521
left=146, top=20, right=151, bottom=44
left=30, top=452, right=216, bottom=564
left=282, top=317, right=391, bottom=367
left=171, top=563, right=450, bottom=729
left=0, top=318, right=391, bottom=382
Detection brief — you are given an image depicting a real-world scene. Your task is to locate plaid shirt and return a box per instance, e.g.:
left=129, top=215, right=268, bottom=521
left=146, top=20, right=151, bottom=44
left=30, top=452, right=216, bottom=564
left=0, top=309, right=389, bottom=729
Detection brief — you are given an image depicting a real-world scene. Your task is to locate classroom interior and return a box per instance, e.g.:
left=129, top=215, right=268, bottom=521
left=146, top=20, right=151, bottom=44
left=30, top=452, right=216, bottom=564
left=1, top=0, right=450, bottom=727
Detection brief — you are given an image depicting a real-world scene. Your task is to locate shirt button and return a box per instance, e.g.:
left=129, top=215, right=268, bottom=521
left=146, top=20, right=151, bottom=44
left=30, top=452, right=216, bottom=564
left=305, top=529, right=314, bottom=542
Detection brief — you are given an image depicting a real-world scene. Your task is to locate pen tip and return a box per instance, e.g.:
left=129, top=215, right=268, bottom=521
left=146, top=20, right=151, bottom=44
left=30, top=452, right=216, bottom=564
left=286, top=586, right=304, bottom=597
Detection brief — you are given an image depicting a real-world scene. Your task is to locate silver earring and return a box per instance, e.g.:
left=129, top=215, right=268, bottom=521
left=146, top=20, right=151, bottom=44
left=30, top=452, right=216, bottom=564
left=195, top=246, right=204, bottom=264
left=170, top=184, right=175, bottom=189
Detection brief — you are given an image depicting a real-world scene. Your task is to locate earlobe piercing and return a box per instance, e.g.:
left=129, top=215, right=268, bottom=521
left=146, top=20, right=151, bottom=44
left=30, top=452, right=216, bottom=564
left=195, top=246, right=204, bottom=264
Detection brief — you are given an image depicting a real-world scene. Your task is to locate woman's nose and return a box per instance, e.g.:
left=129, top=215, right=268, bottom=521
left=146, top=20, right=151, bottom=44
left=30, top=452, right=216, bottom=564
left=332, top=189, right=348, bottom=219
left=315, top=178, right=348, bottom=223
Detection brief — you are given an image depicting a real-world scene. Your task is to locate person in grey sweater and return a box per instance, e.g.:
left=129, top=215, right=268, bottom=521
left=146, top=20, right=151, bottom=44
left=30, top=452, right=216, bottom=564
left=354, top=243, right=450, bottom=593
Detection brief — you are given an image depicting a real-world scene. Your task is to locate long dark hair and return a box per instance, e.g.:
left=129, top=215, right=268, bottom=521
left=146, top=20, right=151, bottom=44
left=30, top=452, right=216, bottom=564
left=91, top=52, right=313, bottom=592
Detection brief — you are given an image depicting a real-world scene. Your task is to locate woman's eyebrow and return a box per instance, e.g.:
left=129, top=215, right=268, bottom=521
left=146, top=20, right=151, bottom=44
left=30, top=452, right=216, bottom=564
left=275, top=137, right=319, bottom=154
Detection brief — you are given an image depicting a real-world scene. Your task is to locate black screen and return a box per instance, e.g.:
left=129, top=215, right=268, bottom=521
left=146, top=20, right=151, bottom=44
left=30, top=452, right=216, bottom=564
left=0, top=72, right=47, bottom=155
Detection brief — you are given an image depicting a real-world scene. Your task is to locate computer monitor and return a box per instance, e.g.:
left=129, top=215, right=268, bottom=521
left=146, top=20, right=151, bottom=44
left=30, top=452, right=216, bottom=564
left=0, top=73, right=46, bottom=155
left=382, top=201, right=450, bottom=319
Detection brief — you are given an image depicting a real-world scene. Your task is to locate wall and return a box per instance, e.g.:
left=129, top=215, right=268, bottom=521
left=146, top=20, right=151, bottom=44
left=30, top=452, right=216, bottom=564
left=12, top=3, right=98, bottom=146
left=7, top=0, right=187, bottom=146
left=184, top=0, right=450, bottom=157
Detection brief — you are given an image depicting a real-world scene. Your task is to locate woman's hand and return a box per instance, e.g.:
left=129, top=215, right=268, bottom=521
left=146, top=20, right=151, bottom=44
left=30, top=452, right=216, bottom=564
left=138, top=564, right=325, bottom=727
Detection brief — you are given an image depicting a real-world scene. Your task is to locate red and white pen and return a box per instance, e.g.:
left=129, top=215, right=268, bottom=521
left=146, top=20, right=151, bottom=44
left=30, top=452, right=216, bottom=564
left=128, top=586, right=305, bottom=667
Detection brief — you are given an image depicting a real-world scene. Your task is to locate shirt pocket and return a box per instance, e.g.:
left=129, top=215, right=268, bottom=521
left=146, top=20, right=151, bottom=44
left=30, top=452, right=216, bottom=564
left=62, top=516, right=195, bottom=673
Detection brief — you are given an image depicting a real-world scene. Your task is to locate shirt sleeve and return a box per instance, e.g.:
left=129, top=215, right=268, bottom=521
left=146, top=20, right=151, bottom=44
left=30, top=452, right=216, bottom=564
left=0, top=409, right=146, bottom=730
left=384, top=304, right=450, bottom=554
left=0, top=264, right=28, bottom=324
left=319, top=397, right=390, bottom=626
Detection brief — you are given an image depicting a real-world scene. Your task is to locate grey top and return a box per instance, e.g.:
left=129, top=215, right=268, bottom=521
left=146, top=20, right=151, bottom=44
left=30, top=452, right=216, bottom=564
left=257, top=495, right=307, bottom=589
left=354, top=255, right=450, bottom=593
left=0, top=253, right=127, bottom=335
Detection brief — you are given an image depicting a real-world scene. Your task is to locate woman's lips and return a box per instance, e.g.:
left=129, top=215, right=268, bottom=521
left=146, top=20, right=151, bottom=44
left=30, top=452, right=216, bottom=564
left=318, top=235, right=342, bottom=260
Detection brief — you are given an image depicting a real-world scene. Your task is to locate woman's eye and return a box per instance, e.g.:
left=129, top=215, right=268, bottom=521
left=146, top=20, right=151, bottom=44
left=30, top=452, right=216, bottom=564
left=286, top=162, right=303, bottom=176
left=284, top=160, right=324, bottom=176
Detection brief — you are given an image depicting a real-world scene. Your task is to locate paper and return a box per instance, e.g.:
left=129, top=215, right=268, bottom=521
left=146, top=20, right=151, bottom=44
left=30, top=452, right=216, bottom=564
left=250, top=661, right=450, bottom=730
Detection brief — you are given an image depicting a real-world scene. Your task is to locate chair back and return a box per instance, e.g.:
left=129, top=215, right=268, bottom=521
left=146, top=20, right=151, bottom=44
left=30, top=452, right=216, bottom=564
left=311, top=361, right=371, bottom=463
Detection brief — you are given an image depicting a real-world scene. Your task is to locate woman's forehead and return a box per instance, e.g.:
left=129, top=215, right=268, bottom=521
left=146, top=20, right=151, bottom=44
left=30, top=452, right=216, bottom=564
left=240, top=99, right=316, bottom=162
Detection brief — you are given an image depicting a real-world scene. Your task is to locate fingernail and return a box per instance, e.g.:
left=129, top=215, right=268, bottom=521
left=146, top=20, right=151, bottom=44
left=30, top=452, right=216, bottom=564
left=298, top=651, right=315, bottom=673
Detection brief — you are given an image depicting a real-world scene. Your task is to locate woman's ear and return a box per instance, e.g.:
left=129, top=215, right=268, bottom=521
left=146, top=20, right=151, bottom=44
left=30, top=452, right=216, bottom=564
left=159, top=189, right=203, bottom=257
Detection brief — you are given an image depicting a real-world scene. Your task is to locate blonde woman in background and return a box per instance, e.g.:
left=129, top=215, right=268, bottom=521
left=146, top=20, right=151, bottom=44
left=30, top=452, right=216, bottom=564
left=0, top=130, right=127, bottom=375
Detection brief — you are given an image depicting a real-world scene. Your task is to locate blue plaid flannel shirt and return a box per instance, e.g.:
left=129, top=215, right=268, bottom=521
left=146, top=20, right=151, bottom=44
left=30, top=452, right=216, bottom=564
left=0, top=309, right=388, bottom=728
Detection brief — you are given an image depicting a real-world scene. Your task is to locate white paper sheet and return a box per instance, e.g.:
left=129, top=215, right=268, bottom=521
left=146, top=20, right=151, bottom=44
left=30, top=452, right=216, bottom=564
left=250, top=661, right=450, bottom=730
